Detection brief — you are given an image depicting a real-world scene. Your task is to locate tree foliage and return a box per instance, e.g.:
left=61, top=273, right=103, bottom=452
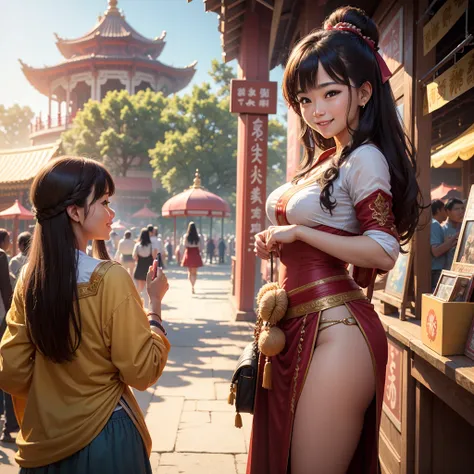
left=0, top=104, right=34, bottom=149
left=150, top=61, right=287, bottom=206
left=61, top=60, right=287, bottom=219
left=62, top=89, right=168, bottom=176
left=150, top=83, right=238, bottom=200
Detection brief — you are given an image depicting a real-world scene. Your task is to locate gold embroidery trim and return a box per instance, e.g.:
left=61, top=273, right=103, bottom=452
left=283, top=290, right=366, bottom=320
left=287, top=274, right=351, bottom=297
left=77, top=261, right=117, bottom=299
left=319, top=316, right=357, bottom=332
left=291, top=313, right=307, bottom=414
left=369, top=193, right=390, bottom=227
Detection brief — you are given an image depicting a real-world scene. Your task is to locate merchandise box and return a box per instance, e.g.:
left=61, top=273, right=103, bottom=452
left=421, top=293, right=474, bottom=356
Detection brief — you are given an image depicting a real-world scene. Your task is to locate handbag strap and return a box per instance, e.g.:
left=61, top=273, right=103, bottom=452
left=270, top=252, right=274, bottom=283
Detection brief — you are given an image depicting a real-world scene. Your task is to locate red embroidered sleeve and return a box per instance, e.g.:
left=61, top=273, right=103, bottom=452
left=352, top=190, right=399, bottom=288
left=354, top=190, right=398, bottom=240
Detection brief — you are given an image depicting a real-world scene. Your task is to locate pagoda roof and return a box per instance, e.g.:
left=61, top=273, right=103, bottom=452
left=20, top=56, right=197, bottom=97
left=0, top=142, right=60, bottom=190
left=55, top=0, right=166, bottom=60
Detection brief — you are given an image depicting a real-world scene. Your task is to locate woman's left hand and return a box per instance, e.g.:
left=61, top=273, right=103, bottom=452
left=265, top=225, right=300, bottom=250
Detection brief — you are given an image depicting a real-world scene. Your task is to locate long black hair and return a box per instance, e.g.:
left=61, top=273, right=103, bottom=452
left=25, top=156, right=115, bottom=363
left=186, top=222, right=200, bottom=245
left=282, top=6, right=423, bottom=246
left=138, top=228, right=152, bottom=247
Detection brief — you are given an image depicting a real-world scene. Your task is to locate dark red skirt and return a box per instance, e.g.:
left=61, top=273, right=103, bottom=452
left=181, top=247, right=203, bottom=268
left=246, top=230, right=388, bottom=474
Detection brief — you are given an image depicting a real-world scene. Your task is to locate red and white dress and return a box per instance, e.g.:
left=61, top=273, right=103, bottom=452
left=246, top=143, right=399, bottom=474
left=181, top=242, right=203, bottom=268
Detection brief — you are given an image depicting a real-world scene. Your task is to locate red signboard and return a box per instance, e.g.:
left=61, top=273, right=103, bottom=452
left=383, top=339, right=403, bottom=430
left=230, top=80, right=278, bottom=115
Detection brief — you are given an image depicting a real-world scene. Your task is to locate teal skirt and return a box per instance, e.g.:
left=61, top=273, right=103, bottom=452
left=20, top=409, right=152, bottom=474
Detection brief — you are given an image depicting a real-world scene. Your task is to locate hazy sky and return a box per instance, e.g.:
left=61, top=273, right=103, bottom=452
left=0, top=0, right=284, bottom=117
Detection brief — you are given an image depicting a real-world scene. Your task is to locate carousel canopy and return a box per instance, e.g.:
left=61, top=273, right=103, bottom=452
left=162, top=170, right=231, bottom=218
left=131, top=205, right=159, bottom=219
left=0, top=200, right=34, bottom=220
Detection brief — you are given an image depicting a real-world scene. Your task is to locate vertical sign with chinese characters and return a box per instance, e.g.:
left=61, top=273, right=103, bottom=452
left=383, top=339, right=403, bottom=430
left=246, top=116, right=266, bottom=254
left=231, top=80, right=276, bottom=316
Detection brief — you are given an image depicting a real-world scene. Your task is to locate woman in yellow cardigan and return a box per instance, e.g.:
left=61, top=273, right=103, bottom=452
left=0, top=156, right=170, bottom=473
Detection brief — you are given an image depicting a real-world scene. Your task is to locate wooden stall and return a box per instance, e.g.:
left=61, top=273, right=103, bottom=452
left=191, top=0, right=474, bottom=471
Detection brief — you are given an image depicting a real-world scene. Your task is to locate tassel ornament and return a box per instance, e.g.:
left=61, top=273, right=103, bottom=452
left=262, top=357, right=273, bottom=390
left=235, top=412, right=243, bottom=428
left=228, top=384, right=235, bottom=405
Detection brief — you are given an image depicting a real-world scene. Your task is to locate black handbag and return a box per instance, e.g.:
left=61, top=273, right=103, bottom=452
left=228, top=255, right=276, bottom=428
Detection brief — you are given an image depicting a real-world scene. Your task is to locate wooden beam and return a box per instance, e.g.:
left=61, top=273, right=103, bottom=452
left=225, top=0, right=245, bottom=10
left=413, top=0, right=436, bottom=316
left=268, top=0, right=283, bottom=68
left=256, top=0, right=274, bottom=10
left=220, top=17, right=243, bottom=34
left=204, top=0, right=221, bottom=13
left=225, top=8, right=246, bottom=23
left=224, top=39, right=240, bottom=52
left=222, top=28, right=241, bottom=44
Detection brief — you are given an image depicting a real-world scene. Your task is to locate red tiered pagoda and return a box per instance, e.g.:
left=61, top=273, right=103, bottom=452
left=22, top=0, right=197, bottom=146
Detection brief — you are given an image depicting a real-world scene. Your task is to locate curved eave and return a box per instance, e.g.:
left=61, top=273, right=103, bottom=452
left=56, top=37, right=166, bottom=60
left=54, top=14, right=167, bottom=55
left=19, top=57, right=197, bottom=97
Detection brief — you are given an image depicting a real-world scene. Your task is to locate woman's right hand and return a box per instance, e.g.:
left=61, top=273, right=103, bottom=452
left=254, top=231, right=271, bottom=260
left=146, top=264, right=169, bottom=303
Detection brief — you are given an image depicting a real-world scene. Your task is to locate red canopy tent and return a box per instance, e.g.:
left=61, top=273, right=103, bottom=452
left=162, top=170, right=231, bottom=247
left=110, top=219, right=133, bottom=231
left=431, top=182, right=462, bottom=201
left=131, top=204, right=159, bottom=220
left=0, top=200, right=35, bottom=255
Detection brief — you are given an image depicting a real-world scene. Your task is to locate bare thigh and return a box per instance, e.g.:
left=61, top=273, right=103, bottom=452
left=291, top=305, right=375, bottom=474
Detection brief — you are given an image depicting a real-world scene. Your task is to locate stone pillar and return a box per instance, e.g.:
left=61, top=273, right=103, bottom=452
left=233, top=7, right=272, bottom=320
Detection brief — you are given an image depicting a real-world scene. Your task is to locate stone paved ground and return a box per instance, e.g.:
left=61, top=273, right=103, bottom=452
left=0, top=263, right=254, bottom=474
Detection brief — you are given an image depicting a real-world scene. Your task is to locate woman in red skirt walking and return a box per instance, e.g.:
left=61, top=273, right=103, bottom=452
left=181, top=222, right=203, bottom=294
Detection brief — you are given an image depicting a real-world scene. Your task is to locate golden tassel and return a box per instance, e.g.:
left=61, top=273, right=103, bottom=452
left=235, top=412, right=243, bottom=428
left=228, top=385, right=235, bottom=405
left=262, top=357, right=272, bottom=390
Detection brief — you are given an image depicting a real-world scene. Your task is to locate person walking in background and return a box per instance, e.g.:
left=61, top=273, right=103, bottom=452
left=133, top=228, right=154, bottom=309
left=442, top=198, right=465, bottom=269
left=0, top=228, right=19, bottom=444
left=430, top=200, right=453, bottom=291
left=9, top=232, right=32, bottom=289
left=166, top=238, right=173, bottom=265
left=0, top=156, right=170, bottom=472
left=181, top=222, right=203, bottom=294
left=218, top=237, right=226, bottom=264
left=115, top=230, right=135, bottom=276
left=206, top=237, right=215, bottom=264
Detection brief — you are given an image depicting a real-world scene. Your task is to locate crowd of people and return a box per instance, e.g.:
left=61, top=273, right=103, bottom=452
left=430, top=198, right=465, bottom=291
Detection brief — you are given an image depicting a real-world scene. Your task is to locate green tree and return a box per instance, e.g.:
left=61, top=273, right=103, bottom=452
left=62, top=89, right=169, bottom=176
left=208, top=59, right=236, bottom=97
left=0, top=104, right=34, bottom=149
left=150, top=61, right=287, bottom=208
left=150, top=82, right=238, bottom=201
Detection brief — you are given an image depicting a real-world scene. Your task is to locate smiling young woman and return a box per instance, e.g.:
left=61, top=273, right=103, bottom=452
left=247, top=6, right=423, bottom=474
left=0, top=156, right=171, bottom=473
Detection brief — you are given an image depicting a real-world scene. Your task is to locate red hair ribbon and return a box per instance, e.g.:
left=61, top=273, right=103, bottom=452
left=325, top=22, right=392, bottom=84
